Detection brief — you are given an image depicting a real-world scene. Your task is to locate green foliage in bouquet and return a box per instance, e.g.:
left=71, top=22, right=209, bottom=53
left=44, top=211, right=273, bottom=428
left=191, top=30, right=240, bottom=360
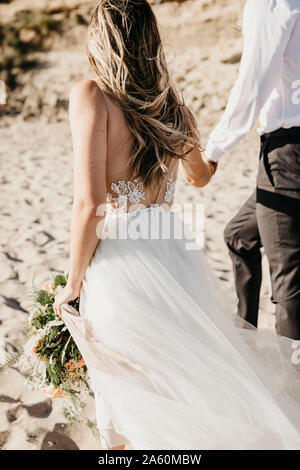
left=0, top=273, right=98, bottom=440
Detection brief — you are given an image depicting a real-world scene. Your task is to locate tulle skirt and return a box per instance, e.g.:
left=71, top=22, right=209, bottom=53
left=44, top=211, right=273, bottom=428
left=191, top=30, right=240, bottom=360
left=62, top=207, right=300, bottom=450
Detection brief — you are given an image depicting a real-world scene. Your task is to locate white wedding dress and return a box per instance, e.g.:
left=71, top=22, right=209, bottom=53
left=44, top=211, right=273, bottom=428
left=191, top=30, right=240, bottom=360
left=62, top=166, right=300, bottom=450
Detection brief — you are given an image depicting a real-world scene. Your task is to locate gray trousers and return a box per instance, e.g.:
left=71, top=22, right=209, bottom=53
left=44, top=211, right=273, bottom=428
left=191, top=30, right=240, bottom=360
left=224, top=128, right=300, bottom=340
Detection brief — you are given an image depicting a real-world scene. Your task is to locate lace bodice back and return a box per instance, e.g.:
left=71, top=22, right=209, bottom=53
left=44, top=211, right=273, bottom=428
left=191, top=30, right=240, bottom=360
left=107, top=166, right=177, bottom=212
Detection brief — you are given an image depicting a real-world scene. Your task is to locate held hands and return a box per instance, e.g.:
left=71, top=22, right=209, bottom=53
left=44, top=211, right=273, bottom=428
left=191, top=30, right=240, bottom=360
left=203, top=151, right=218, bottom=177
left=182, top=148, right=218, bottom=188
left=198, top=152, right=218, bottom=186
left=53, top=282, right=81, bottom=318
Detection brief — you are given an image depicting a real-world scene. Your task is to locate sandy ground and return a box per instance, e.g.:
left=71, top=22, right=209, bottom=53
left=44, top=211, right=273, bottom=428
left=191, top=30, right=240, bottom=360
left=0, top=0, right=275, bottom=450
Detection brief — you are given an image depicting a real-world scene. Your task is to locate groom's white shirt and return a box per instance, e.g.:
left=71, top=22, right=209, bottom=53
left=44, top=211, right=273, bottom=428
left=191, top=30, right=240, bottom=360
left=206, top=0, right=300, bottom=162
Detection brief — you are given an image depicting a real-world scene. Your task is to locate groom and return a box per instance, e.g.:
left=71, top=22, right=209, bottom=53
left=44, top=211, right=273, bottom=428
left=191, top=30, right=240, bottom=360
left=205, top=0, right=300, bottom=340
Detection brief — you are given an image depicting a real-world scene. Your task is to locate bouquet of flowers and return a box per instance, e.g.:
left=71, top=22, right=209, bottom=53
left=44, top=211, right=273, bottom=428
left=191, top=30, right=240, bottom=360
left=0, top=273, right=98, bottom=437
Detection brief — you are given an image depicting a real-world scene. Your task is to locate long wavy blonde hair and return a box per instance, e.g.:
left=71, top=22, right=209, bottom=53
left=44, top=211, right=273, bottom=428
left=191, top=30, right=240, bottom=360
left=87, top=0, right=200, bottom=187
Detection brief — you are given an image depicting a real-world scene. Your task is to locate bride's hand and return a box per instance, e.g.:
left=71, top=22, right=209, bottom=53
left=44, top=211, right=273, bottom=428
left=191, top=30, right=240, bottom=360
left=182, top=149, right=218, bottom=188
left=53, top=283, right=81, bottom=318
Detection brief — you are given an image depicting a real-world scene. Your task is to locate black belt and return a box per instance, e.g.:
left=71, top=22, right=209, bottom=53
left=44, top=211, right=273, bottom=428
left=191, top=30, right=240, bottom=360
left=261, top=126, right=300, bottom=144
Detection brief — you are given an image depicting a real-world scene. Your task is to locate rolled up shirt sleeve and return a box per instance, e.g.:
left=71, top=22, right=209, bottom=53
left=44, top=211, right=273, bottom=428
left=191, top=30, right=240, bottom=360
left=206, top=0, right=291, bottom=161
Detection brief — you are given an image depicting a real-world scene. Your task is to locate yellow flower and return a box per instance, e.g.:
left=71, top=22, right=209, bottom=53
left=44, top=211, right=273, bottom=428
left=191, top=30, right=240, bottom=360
left=43, top=281, right=56, bottom=293
left=65, top=358, right=86, bottom=378
left=33, top=340, right=46, bottom=361
left=44, top=384, right=66, bottom=398
left=65, top=358, right=86, bottom=370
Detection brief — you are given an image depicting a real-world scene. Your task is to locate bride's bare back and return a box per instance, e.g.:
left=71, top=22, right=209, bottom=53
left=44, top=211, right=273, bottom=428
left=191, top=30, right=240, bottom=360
left=55, top=79, right=213, bottom=308
left=101, top=84, right=179, bottom=210
left=71, top=79, right=212, bottom=212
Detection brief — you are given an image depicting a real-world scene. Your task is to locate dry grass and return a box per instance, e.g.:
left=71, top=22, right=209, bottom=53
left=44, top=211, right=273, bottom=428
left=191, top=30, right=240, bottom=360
left=0, top=10, right=64, bottom=87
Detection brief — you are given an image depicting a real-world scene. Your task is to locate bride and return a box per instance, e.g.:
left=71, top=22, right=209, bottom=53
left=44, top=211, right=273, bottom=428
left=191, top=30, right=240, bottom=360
left=54, top=0, right=300, bottom=450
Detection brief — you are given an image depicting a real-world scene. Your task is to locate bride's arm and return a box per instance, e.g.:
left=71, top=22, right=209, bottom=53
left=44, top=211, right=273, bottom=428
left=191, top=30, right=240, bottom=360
left=54, top=80, right=107, bottom=316
left=181, top=147, right=217, bottom=188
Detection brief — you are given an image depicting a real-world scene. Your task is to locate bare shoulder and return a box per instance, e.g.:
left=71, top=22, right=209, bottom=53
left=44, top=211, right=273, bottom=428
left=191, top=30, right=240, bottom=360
left=69, top=79, right=107, bottom=119
left=70, top=79, right=101, bottom=100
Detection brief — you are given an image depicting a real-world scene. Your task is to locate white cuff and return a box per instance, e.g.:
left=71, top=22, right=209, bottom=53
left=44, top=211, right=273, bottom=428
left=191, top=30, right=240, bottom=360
left=205, top=143, right=224, bottom=162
